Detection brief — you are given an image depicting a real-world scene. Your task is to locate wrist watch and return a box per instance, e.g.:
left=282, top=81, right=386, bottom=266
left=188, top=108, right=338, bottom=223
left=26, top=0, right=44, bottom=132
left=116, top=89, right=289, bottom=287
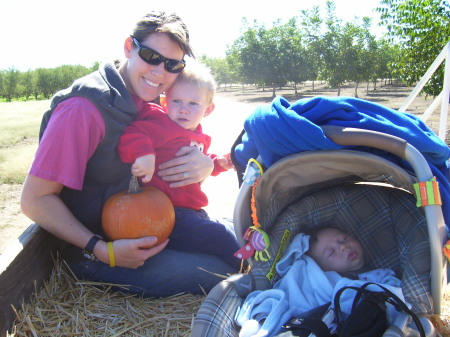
left=82, top=235, right=102, bottom=260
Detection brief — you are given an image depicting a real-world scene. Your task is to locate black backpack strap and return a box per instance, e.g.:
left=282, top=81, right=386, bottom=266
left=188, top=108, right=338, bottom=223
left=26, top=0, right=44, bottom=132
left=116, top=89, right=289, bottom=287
left=334, top=282, right=426, bottom=337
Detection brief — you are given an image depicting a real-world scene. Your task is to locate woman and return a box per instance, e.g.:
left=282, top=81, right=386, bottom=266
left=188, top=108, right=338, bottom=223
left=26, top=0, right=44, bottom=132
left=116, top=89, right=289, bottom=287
left=20, top=11, right=237, bottom=297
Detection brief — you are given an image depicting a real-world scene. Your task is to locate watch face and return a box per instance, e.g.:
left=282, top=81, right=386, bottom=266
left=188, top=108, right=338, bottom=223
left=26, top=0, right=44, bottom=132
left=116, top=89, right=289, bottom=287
left=82, top=250, right=98, bottom=261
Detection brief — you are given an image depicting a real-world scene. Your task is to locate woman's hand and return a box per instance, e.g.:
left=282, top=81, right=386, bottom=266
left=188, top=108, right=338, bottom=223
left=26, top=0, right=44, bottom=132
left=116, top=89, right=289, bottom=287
left=157, top=146, right=214, bottom=188
left=95, top=237, right=169, bottom=269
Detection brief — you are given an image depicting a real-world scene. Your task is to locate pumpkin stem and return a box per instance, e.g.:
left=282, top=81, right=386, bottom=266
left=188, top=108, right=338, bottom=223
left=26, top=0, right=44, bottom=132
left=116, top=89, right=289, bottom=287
left=128, top=176, right=142, bottom=194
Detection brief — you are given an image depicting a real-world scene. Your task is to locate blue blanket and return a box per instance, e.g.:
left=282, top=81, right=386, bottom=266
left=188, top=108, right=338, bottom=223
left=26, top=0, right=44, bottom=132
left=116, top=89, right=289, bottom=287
left=234, top=96, right=450, bottom=226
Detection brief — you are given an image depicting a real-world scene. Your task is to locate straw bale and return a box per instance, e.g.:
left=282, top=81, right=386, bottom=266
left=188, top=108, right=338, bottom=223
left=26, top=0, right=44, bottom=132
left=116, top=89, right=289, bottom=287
left=8, top=258, right=205, bottom=337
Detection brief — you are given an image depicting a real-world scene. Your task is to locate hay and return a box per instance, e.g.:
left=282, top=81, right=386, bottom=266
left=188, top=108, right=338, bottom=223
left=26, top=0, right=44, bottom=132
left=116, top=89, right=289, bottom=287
left=8, top=258, right=206, bottom=337
left=8, top=255, right=450, bottom=336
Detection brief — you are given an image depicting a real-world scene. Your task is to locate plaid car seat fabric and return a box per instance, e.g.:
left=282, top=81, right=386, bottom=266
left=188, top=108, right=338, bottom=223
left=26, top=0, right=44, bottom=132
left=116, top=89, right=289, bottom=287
left=192, top=183, right=432, bottom=337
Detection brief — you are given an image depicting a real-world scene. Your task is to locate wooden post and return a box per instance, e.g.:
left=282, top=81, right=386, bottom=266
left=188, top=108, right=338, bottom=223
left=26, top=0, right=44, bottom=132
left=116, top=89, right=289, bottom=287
left=0, top=224, right=62, bottom=336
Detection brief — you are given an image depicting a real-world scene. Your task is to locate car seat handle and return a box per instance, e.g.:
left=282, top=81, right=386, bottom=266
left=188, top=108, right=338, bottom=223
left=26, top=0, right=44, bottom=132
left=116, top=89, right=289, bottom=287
left=322, top=125, right=407, bottom=160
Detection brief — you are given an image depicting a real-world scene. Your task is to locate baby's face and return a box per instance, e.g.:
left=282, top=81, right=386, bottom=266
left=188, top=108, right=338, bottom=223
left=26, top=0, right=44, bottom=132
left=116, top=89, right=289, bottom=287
left=308, top=227, right=364, bottom=273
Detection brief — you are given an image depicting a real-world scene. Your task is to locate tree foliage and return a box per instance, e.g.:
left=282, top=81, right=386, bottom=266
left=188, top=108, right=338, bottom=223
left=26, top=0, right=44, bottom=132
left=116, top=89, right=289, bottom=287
left=0, top=64, right=97, bottom=102
left=2, top=1, right=448, bottom=101
left=217, top=0, right=394, bottom=97
left=377, top=0, right=450, bottom=96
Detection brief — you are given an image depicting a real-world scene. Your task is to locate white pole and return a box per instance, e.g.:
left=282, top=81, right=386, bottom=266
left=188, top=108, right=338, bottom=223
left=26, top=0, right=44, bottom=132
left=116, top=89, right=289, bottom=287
left=398, top=41, right=449, bottom=113
left=420, top=92, right=442, bottom=122
left=438, top=42, right=450, bottom=141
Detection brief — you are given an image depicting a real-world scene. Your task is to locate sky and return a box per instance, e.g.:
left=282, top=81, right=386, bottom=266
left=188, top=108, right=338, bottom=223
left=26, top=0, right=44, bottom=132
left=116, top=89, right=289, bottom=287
left=0, top=0, right=385, bottom=71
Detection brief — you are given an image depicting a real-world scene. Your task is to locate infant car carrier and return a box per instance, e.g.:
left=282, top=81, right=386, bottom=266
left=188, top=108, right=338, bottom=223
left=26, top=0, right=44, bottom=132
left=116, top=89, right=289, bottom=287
left=191, top=96, right=449, bottom=337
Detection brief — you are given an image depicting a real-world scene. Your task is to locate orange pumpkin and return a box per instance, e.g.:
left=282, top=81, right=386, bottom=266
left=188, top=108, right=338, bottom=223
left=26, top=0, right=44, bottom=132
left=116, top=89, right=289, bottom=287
left=102, top=176, right=175, bottom=244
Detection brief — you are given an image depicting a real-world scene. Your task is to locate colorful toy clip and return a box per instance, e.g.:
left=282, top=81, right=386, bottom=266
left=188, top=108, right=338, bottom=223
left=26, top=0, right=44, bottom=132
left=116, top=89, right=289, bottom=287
left=234, top=226, right=271, bottom=261
left=443, top=240, right=450, bottom=263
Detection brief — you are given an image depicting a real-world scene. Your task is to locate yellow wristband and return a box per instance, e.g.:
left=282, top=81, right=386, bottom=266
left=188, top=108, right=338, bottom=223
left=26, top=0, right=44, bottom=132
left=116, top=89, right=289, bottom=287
left=107, top=242, right=116, bottom=267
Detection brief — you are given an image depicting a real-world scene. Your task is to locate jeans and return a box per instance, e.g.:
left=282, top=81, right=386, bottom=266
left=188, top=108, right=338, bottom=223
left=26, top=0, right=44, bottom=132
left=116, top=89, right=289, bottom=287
left=66, top=247, right=236, bottom=297
left=167, top=208, right=242, bottom=269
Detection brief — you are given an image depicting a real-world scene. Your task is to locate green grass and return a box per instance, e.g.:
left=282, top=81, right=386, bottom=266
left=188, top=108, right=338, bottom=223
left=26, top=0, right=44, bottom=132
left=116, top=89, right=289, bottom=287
left=0, top=100, right=48, bottom=183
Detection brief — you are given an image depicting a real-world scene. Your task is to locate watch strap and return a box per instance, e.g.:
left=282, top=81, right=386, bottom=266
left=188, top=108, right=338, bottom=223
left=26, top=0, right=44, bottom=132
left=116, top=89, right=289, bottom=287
left=83, top=235, right=102, bottom=260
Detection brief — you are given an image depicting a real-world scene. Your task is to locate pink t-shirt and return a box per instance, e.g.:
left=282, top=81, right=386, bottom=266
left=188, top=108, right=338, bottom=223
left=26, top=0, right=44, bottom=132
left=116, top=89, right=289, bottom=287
left=29, top=97, right=105, bottom=190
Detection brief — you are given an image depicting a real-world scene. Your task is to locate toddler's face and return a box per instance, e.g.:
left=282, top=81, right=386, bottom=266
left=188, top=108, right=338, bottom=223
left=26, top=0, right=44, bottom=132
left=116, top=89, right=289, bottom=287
left=308, top=227, right=364, bottom=273
left=165, top=81, right=213, bottom=131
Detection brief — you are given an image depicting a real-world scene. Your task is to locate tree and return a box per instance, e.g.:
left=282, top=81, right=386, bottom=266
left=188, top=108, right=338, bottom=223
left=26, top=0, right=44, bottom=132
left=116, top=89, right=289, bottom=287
left=279, top=18, right=309, bottom=94
left=200, top=56, right=234, bottom=89
left=260, top=21, right=290, bottom=96
left=377, top=0, right=450, bottom=96
left=3, top=67, right=20, bottom=102
left=300, top=5, right=324, bottom=90
left=231, top=19, right=266, bottom=87
left=319, top=1, right=347, bottom=95
left=21, top=70, right=35, bottom=100
left=36, top=68, right=56, bottom=99
left=227, top=19, right=289, bottom=96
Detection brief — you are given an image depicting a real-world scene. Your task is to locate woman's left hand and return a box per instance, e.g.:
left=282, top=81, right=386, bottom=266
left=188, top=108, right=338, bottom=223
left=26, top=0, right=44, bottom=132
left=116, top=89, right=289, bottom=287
left=158, top=146, right=214, bottom=187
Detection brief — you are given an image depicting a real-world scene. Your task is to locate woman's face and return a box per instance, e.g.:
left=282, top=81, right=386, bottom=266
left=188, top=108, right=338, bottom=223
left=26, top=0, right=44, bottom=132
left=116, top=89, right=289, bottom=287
left=122, top=32, right=183, bottom=102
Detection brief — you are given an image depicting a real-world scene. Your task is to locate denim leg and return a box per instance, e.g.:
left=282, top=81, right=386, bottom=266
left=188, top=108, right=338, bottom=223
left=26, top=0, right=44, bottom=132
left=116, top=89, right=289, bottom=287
left=167, top=208, right=242, bottom=269
left=66, top=248, right=235, bottom=297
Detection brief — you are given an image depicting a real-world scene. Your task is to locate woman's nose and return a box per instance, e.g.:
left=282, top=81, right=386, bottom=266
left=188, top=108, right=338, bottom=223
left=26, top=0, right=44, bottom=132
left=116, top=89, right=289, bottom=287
left=151, top=62, right=165, bottom=76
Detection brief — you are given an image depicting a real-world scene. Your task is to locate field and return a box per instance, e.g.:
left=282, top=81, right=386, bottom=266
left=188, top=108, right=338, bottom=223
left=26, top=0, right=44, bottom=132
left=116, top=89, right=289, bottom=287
left=1, top=81, right=450, bottom=335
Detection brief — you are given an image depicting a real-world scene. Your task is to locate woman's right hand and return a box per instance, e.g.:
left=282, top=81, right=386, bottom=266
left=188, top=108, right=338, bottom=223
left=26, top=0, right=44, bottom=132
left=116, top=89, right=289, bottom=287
left=95, top=237, right=169, bottom=269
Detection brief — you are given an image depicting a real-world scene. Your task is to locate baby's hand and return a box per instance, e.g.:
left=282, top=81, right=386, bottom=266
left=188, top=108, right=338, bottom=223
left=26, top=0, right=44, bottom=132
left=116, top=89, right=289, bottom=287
left=132, top=154, right=156, bottom=183
left=217, top=153, right=235, bottom=171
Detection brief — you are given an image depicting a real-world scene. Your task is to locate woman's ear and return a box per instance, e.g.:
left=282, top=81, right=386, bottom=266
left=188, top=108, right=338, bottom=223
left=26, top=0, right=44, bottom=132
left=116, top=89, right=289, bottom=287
left=204, top=103, right=215, bottom=117
left=124, top=36, right=134, bottom=58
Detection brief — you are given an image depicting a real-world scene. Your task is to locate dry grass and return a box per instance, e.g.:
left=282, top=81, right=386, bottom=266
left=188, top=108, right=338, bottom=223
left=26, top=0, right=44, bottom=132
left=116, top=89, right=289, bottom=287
left=8, top=257, right=205, bottom=337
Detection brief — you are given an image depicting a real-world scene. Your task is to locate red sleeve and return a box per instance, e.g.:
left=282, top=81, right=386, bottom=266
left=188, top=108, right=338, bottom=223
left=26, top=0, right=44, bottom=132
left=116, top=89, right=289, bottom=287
left=118, top=103, right=166, bottom=163
left=210, top=154, right=227, bottom=176
left=195, top=125, right=225, bottom=176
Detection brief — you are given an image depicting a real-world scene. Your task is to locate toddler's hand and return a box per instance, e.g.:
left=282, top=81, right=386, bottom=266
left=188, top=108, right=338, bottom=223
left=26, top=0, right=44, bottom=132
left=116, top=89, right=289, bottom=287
left=217, top=153, right=235, bottom=171
left=132, top=154, right=156, bottom=183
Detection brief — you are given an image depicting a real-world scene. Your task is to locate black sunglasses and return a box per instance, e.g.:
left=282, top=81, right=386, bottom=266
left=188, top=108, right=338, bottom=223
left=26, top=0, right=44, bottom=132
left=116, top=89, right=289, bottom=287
left=131, top=37, right=186, bottom=73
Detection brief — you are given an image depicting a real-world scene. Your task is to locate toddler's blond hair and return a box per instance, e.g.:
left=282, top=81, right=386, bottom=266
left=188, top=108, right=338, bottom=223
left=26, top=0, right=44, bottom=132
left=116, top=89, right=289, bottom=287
left=174, top=59, right=216, bottom=104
